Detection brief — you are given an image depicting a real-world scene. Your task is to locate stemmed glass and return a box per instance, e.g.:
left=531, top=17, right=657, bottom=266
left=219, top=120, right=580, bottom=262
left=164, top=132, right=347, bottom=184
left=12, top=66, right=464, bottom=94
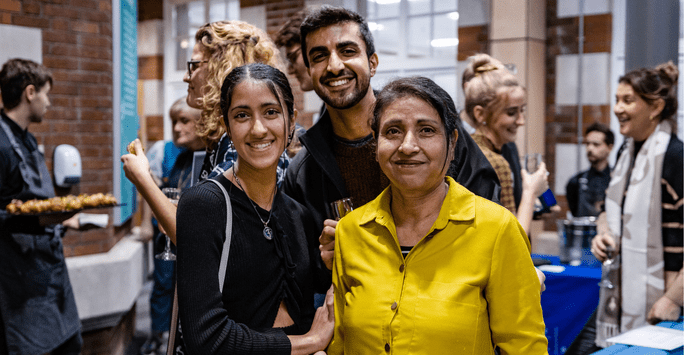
left=330, top=197, right=353, bottom=221
left=155, top=187, right=179, bottom=261
left=598, top=246, right=617, bottom=289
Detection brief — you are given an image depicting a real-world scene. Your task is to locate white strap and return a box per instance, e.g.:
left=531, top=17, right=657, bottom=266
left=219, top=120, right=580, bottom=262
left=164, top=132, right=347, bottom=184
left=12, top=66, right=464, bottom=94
left=206, top=178, right=232, bottom=291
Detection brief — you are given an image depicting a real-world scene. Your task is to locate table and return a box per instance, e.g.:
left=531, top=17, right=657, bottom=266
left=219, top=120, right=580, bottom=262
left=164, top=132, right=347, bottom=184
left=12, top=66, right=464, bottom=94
left=592, top=320, right=683, bottom=354
left=534, top=254, right=602, bottom=355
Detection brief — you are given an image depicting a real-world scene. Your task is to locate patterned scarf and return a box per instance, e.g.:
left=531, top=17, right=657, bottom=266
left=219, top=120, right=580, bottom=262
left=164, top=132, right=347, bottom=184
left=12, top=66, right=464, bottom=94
left=597, top=121, right=672, bottom=347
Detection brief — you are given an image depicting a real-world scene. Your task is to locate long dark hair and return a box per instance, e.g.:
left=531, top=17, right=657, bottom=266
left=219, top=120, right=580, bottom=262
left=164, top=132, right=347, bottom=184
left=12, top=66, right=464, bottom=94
left=220, top=63, right=295, bottom=149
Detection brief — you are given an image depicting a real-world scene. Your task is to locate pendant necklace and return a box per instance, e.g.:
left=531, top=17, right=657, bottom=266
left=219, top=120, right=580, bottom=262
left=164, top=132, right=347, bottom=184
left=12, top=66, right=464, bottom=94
left=232, top=166, right=276, bottom=240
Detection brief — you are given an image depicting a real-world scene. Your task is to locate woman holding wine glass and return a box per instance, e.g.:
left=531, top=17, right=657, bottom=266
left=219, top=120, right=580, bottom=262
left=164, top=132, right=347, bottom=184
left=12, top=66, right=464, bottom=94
left=327, top=76, right=547, bottom=354
left=463, top=53, right=549, bottom=234
left=566, top=61, right=682, bottom=354
left=176, top=63, right=333, bottom=354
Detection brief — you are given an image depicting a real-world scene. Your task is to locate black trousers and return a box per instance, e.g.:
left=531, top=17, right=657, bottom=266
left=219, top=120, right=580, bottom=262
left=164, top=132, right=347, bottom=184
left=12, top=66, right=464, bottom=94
left=565, top=309, right=603, bottom=355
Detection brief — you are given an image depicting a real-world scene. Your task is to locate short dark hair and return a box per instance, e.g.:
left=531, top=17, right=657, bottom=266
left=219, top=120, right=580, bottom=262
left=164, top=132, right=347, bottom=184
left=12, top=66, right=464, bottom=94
left=274, top=9, right=309, bottom=49
left=0, top=58, right=53, bottom=110
left=371, top=76, right=458, bottom=169
left=300, top=5, right=375, bottom=68
left=220, top=63, right=295, bottom=133
left=585, top=122, right=614, bottom=146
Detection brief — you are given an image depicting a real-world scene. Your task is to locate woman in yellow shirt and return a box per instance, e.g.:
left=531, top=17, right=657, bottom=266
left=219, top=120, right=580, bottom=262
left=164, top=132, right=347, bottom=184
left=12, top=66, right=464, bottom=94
left=327, top=76, right=548, bottom=354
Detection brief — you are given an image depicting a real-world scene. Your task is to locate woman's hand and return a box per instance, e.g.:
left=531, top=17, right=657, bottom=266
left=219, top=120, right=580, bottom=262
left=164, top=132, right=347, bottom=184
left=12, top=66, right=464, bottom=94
left=647, top=295, right=682, bottom=324
left=319, top=219, right=338, bottom=270
left=535, top=267, right=546, bottom=292
left=290, top=286, right=334, bottom=355
left=591, top=232, right=617, bottom=262
left=121, top=139, right=151, bottom=187
left=521, top=161, right=549, bottom=198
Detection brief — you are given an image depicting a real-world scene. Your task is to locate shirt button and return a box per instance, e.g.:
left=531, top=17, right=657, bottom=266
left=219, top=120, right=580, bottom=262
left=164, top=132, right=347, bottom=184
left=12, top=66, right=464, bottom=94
left=385, top=343, right=390, bottom=352
left=399, top=264, right=405, bottom=272
left=391, top=301, right=398, bottom=311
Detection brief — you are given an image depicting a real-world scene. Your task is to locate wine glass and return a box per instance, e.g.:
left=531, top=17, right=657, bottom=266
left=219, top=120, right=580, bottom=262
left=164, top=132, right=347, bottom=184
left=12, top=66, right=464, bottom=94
left=155, top=187, right=180, bottom=261
left=330, top=197, right=353, bottom=220
left=598, top=246, right=616, bottom=289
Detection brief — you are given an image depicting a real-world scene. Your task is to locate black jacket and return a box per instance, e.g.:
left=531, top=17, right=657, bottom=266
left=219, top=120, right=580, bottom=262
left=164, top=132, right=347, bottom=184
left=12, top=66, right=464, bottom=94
left=282, top=107, right=501, bottom=237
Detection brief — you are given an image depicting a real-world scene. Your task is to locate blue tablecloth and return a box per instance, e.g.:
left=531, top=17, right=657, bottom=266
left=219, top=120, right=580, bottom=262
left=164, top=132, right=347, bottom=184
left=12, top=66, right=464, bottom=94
left=535, top=254, right=602, bottom=355
left=592, top=320, right=683, bottom=354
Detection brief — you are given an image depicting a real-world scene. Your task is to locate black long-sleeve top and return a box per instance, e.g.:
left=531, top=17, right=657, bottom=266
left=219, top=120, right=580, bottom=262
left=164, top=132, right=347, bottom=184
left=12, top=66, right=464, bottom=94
left=176, top=173, right=327, bottom=354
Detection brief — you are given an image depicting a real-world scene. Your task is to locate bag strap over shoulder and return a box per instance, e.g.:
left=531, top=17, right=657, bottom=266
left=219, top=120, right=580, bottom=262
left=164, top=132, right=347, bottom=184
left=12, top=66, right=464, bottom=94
left=206, top=178, right=233, bottom=291
left=166, top=178, right=233, bottom=355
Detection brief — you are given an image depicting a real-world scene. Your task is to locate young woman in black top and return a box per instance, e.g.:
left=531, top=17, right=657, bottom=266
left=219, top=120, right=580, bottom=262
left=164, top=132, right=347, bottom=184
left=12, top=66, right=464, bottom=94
left=176, top=63, right=333, bottom=354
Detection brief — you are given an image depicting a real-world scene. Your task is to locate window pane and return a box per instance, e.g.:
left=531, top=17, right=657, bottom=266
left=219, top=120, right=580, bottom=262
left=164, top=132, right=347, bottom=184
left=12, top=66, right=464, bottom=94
left=373, top=19, right=400, bottom=56
left=434, top=0, right=457, bottom=12
left=210, top=1, right=226, bottom=22
left=432, top=13, right=457, bottom=58
left=432, top=72, right=458, bottom=104
left=408, top=16, right=431, bottom=58
left=367, top=2, right=376, bottom=19
left=368, top=0, right=400, bottom=18
left=188, top=1, right=205, bottom=35
left=409, top=0, right=431, bottom=15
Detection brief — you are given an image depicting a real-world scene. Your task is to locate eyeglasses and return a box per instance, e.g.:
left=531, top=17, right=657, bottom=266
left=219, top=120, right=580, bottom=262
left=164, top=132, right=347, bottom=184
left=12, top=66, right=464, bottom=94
left=187, top=60, right=208, bottom=76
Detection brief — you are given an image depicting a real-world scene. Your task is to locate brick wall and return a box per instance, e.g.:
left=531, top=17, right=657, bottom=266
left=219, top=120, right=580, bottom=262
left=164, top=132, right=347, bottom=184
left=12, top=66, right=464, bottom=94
left=0, top=0, right=129, bottom=256
left=544, top=0, right=612, bottom=229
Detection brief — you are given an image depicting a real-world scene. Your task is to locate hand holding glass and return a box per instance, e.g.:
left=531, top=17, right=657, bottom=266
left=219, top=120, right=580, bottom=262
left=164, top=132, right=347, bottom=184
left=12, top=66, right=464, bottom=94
left=155, top=187, right=179, bottom=261
left=330, top=198, right=353, bottom=221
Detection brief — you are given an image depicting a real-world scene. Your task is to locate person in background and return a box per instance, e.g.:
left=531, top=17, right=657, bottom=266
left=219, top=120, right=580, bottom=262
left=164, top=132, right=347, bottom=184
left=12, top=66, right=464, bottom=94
left=176, top=63, right=332, bottom=355
left=464, top=53, right=549, bottom=234
left=274, top=9, right=314, bottom=92
left=139, top=97, right=204, bottom=355
left=0, top=58, right=81, bottom=355
left=122, top=20, right=287, bottom=244
left=568, top=61, right=683, bottom=355
left=327, top=76, right=548, bottom=354
left=565, top=122, right=614, bottom=218
left=273, top=10, right=314, bottom=157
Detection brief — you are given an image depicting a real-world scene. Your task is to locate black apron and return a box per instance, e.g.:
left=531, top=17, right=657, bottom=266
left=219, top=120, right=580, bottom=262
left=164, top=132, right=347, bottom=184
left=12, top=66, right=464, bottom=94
left=0, top=119, right=80, bottom=355
left=576, top=170, right=606, bottom=217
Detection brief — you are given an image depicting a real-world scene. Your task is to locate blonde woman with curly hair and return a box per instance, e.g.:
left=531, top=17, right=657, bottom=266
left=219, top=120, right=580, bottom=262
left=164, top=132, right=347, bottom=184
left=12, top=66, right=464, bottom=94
left=122, top=20, right=288, bottom=244
left=463, top=53, right=548, bottom=234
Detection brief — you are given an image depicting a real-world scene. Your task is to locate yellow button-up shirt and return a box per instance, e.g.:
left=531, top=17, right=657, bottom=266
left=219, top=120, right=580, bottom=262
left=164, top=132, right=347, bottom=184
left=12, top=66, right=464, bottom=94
left=328, top=177, right=548, bottom=355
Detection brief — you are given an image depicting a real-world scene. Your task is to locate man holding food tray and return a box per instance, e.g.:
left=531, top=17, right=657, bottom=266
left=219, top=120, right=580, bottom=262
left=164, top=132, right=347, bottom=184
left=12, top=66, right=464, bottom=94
left=0, top=58, right=82, bottom=355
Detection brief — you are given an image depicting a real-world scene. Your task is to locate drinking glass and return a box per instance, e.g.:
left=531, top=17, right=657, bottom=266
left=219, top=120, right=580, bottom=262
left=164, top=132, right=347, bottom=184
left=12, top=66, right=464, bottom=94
left=523, top=153, right=557, bottom=212
left=155, top=187, right=180, bottom=261
left=524, top=153, right=543, bottom=173
left=598, top=246, right=617, bottom=289
left=330, top=198, right=353, bottom=221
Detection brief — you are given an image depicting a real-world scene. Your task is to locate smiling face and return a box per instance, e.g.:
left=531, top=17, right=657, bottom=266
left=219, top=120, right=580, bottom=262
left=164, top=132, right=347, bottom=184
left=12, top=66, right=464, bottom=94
left=376, top=96, right=454, bottom=195
left=483, top=86, right=525, bottom=150
left=614, top=82, right=661, bottom=142
left=225, top=80, right=294, bottom=173
left=305, top=22, right=378, bottom=110
left=183, top=43, right=209, bottom=109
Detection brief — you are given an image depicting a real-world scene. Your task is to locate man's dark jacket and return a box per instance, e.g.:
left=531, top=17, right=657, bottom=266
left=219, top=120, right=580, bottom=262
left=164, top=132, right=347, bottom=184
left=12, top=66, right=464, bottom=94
left=282, top=108, right=501, bottom=236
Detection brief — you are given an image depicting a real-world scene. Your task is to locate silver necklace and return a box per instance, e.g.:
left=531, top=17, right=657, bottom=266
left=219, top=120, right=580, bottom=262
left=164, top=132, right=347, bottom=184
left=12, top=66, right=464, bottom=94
left=232, top=167, right=276, bottom=240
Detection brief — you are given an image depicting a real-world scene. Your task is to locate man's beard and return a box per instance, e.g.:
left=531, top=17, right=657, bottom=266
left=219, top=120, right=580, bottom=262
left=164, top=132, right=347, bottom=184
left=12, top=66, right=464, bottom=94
left=318, top=72, right=371, bottom=110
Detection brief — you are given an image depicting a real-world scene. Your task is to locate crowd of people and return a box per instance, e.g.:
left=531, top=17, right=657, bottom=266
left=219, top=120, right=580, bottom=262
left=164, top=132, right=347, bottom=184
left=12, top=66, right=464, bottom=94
left=0, top=4, right=681, bottom=355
